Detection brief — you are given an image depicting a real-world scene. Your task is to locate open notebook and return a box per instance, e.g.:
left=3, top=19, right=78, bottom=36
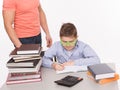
left=56, top=66, right=87, bottom=74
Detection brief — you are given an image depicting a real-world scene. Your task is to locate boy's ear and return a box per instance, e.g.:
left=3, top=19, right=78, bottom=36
left=60, top=37, right=62, bottom=40
left=76, top=36, right=78, bottom=38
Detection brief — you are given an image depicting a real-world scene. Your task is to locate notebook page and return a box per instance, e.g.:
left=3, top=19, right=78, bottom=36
left=56, top=66, right=87, bottom=74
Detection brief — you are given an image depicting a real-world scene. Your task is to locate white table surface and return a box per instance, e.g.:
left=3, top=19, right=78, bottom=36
left=0, top=65, right=119, bottom=90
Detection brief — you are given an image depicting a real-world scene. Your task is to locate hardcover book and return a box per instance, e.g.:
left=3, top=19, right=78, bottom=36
left=17, top=44, right=41, bottom=54
left=6, top=76, right=41, bottom=85
left=7, top=58, right=41, bottom=68
left=8, top=59, right=42, bottom=73
left=13, top=56, right=41, bottom=62
left=7, top=68, right=41, bottom=81
left=87, top=63, right=115, bottom=80
left=87, top=71, right=119, bottom=84
left=10, top=48, right=41, bottom=57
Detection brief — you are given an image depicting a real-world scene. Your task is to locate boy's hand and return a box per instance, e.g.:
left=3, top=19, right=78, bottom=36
left=62, top=61, right=74, bottom=66
left=52, top=63, right=64, bottom=71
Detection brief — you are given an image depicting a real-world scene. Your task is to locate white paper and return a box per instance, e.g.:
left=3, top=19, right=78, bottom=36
left=56, top=66, right=87, bottom=74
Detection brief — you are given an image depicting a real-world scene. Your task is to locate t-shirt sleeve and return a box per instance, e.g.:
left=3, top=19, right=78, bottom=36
left=3, top=0, right=16, bottom=10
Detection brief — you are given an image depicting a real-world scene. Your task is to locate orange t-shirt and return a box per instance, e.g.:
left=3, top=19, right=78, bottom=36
left=3, top=0, right=41, bottom=38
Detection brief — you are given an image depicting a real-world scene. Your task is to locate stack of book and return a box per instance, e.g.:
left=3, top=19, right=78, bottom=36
left=6, top=44, right=42, bottom=85
left=87, top=63, right=119, bottom=84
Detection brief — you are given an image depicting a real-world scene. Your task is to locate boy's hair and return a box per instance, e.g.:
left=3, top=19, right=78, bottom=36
left=60, top=23, right=77, bottom=37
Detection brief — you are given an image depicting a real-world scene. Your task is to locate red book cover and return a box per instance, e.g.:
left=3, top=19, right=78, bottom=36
left=6, top=68, right=42, bottom=85
left=7, top=70, right=41, bottom=80
left=6, top=76, right=42, bottom=85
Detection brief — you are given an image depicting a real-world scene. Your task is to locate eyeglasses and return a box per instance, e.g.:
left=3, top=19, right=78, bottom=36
left=60, top=39, right=77, bottom=46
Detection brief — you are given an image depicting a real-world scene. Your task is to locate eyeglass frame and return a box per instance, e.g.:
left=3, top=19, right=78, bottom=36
left=60, top=39, right=77, bottom=46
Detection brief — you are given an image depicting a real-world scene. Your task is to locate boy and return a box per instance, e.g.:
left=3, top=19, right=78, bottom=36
left=42, top=23, right=100, bottom=71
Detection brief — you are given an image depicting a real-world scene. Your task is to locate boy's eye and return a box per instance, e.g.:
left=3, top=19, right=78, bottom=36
left=63, top=41, right=67, bottom=43
left=63, top=41, right=73, bottom=43
left=69, top=41, right=74, bottom=43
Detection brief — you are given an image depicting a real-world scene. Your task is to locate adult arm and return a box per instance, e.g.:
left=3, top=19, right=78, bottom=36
left=38, top=3, right=52, bottom=47
left=2, top=10, right=22, bottom=48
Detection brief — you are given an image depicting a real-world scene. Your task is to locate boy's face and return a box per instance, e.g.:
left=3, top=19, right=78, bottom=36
left=60, top=36, right=77, bottom=51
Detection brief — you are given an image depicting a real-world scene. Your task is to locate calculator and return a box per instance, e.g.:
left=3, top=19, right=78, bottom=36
left=54, top=75, right=83, bottom=87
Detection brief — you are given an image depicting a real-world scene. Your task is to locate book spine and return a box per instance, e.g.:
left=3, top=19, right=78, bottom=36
left=87, top=66, right=96, bottom=79
left=6, top=78, right=42, bottom=85
left=87, top=71, right=98, bottom=83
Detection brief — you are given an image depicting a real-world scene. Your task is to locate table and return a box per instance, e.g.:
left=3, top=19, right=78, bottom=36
left=0, top=66, right=119, bottom=90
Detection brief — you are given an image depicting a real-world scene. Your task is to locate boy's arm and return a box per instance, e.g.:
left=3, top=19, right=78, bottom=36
left=68, top=45, right=100, bottom=66
left=42, top=43, right=57, bottom=68
left=74, top=45, right=100, bottom=66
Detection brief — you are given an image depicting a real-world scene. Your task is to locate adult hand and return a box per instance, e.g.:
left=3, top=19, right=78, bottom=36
left=52, top=63, right=64, bottom=71
left=46, top=34, right=52, bottom=47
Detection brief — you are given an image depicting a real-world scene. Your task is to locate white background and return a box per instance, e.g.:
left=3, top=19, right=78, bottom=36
left=0, top=0, right=120, bottom=87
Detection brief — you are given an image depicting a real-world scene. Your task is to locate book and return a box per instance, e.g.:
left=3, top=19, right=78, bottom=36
left=87, top=71, right=119, bottom=84
left=8, top=59, right=42, bottom=73
left=17, top=44, right=41, bottom=55
left=13, top=56, right=41, bottom=62
left=7, top=68, right=41, bottom=80
left=6, top=76, right=41, bottom=85
left=10, top=48, right=41, bottom=57
left=54, top=75, right=83, bottom=87
left=87, top=63, right=115, bottom=80
left=7, top=58, right=41, bottom=68
left=56, top=66, right=87, bottom=74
